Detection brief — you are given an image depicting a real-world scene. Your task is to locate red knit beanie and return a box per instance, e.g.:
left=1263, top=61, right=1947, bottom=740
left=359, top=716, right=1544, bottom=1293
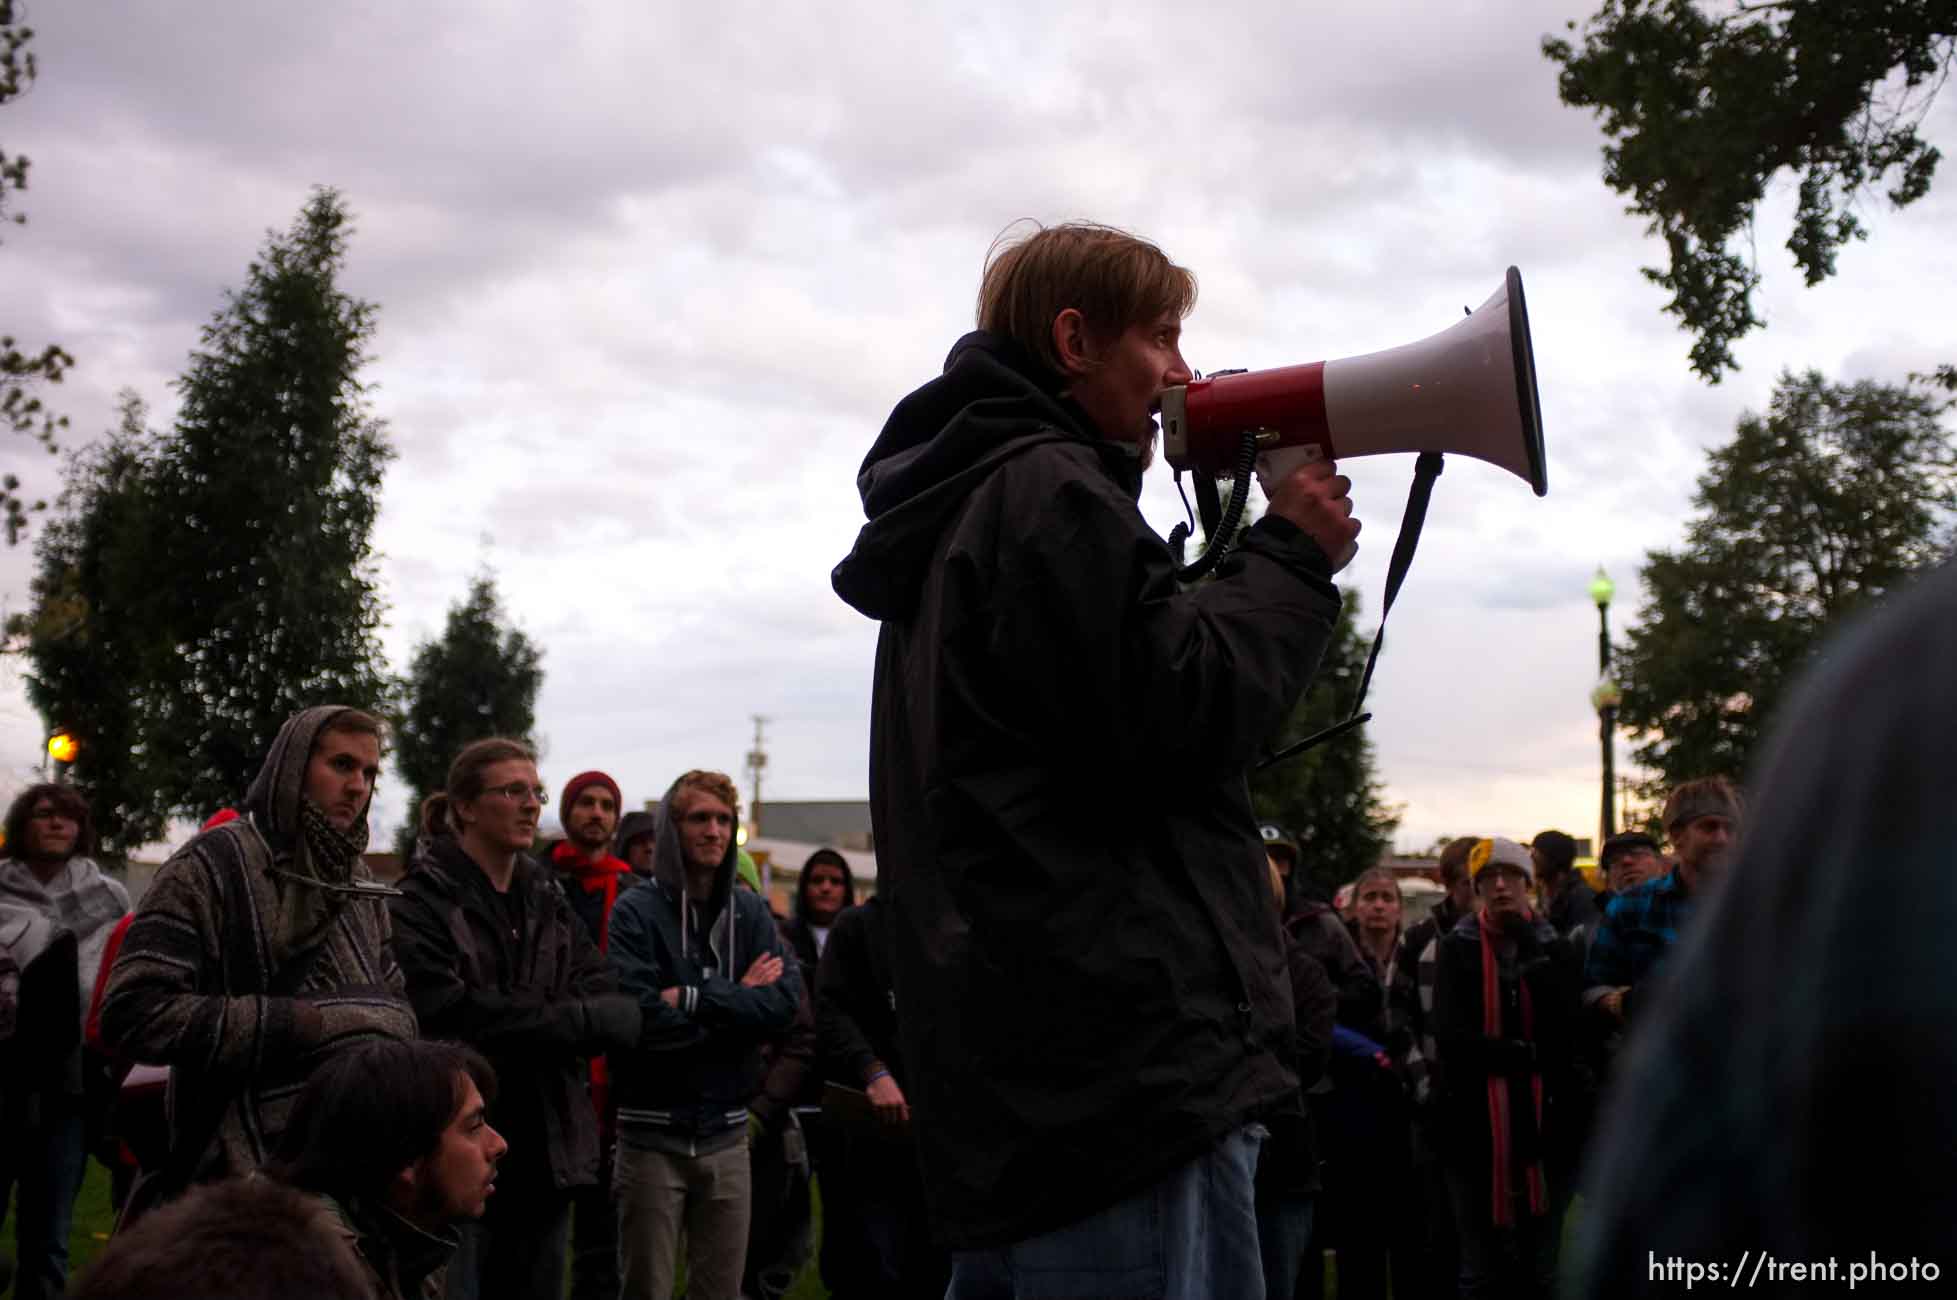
left=559, top=770, right=623, bottom=829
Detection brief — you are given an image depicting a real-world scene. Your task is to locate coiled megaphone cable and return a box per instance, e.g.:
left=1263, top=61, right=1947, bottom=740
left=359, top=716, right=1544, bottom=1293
left=1169, top=430, right=1260, bottom=583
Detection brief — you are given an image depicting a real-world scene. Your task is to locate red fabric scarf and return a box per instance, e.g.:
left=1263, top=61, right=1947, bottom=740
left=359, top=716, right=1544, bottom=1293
left=550, top=841, right=632, bottom=1129
left=1478, top=909, right=1548, bottom=1227
left=550, top=841, right=631, bottom=950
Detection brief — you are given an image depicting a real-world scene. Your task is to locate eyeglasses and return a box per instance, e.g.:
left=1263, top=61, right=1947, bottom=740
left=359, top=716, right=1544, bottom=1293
left=483, top=782, right=548, bottom=805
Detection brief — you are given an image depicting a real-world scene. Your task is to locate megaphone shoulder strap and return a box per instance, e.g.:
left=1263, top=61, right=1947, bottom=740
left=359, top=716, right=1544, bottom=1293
left=1257, top=450, right=1445, bottom=771
left=1351, top=450, right=1445, bottom=719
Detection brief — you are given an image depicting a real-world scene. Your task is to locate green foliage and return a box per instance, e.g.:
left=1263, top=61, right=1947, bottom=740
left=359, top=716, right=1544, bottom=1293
left=11, top=189, right=395, bottom=845
left=393, top=571, right=544, bottom=857
left=1544, top=1, right=1954, bottom=381
left=141, top=187, right=396, bottom=817
left=1617, top=369, right=1956, bottom=795
left=9, top=393, right=169, bottom=854
left=1249, top=588, right=1402, bottom=897
left=1, top=0, right=67, bottom=541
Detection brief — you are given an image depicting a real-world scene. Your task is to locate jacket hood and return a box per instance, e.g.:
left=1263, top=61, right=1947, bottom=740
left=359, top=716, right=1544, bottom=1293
left=831, top=331, right=1122, bottom=621
left=795, top=846, right=857, bottom=921
left=613, top=810, right=659, bottom=869
left=243, top=705, right=374, bottom=851
left=652, top=780, right=745, bottom=973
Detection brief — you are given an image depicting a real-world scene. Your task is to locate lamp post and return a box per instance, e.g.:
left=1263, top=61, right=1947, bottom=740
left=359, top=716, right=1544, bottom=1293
left=1588, top=568, right=1618, bottom=850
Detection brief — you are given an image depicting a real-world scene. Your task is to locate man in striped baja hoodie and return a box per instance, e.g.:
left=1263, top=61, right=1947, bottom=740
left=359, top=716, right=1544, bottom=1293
left=100, top=705, right=418, bottom=1205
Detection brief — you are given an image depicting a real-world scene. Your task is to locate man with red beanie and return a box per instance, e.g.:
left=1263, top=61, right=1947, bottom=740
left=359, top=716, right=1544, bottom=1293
left=545, top=769, right=637, bottom=1300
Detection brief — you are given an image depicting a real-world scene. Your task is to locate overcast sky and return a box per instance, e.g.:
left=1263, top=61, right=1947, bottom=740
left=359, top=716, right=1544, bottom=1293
left=4, top=1, right=1952, bottom=857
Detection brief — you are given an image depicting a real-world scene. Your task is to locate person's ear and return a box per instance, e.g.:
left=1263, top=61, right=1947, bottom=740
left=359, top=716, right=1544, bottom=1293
left=389, top=1159, right=421, bottom=1211
left=1052, top=308, right=1098, bottom=379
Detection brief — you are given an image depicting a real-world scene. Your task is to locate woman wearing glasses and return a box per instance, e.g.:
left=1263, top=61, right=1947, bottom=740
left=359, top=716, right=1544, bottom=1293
left=390, top=737, right=645, bottom=1300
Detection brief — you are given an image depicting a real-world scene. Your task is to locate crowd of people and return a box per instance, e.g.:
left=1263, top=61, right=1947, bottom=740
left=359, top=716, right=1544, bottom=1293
left=4, top=217, right=1941, bottom=1300
left=1242, top=777, right=1740, bottom=1299
left=0, top=698, right=1745, bottom=1300
left=0, top=709, right=928, bottom=1300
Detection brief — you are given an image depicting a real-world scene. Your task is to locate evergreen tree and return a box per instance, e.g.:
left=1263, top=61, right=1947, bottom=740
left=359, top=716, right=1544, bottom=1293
left=1618, top=370, right=1955, bottom=793
left=9, top=392, right=169, bottom=854
left=1250, top=588, right=1402, bottom=898
left=393, top=571, right=543, bottom=857
left=142, top=187, right=395, bottom=817
left=1544, top=1, right=1952, bottom=382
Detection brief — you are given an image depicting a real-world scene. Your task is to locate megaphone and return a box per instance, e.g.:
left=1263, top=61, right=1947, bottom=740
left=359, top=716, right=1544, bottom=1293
left=1161, top=267, right=1547, bottom=496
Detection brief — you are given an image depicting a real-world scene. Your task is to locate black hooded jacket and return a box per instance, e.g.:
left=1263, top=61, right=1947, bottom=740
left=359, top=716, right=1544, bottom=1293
left=831, top=331, right=1343, bottom=1247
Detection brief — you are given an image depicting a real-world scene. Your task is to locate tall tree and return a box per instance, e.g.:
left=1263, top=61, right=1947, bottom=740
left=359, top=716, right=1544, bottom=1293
left=1617, top=370, right=1955, bottom=793
left=393, top=571, right=543, bottom=856
left=140, top=187, right=396, bottom=817
left=8, top=392, right=170, bottom=855
left=1544, top=1, right=1953, bottom=382
left=2, top=0, right=68, bottom=541
left=1250, top=589, right=1403, bottom=897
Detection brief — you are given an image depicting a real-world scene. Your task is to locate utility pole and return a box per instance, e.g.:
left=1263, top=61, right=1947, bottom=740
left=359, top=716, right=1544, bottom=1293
left=745, top=715, right=768, bottom=837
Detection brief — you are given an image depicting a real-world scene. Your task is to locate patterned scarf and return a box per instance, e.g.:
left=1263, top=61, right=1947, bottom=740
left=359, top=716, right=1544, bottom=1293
left=1479, top=909, right=1548, bottom=1227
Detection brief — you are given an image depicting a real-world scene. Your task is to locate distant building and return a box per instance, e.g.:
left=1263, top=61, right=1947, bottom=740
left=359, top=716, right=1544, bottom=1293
left=752, top=799, right=874, bottom=851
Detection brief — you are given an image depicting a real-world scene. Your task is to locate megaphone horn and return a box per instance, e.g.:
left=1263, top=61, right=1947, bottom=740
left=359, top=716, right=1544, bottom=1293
left=1161, top=267, right=1548, bottom=496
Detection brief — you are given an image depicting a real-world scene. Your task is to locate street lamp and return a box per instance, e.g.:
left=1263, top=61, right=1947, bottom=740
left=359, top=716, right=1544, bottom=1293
left=46, top=729, right=80, bottom=782
left=1589, top=567, right=1617, bottom=849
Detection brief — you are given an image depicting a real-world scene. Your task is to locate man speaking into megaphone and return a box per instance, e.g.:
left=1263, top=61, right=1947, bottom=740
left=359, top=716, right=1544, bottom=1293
left=832, top=221, right=1356, bottom=1297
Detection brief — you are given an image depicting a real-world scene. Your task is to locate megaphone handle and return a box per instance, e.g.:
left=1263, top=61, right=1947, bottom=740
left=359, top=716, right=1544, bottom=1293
left=1348, top=451, right=1446, bottom=720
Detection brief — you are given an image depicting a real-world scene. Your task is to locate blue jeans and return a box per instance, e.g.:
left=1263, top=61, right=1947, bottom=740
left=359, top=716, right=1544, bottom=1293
left=1255, top=1192, right=1316, bottom=1300
left=0, top=1095, right=89, bottom=1300
left=948, top=1126, right=1266, bottom=1300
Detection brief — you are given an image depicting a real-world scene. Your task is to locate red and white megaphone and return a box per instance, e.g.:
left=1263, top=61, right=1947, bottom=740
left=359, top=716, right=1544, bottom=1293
left=1161, top=267, right=1547, bottom=496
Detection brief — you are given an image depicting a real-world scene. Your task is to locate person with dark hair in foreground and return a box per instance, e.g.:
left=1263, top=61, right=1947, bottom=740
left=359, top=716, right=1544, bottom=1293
left=71, top=1176, right=370, bottom=1300
left=832, top=221, right=1359, bottom=1296
left=267, top=1039, right=507, bottom=1300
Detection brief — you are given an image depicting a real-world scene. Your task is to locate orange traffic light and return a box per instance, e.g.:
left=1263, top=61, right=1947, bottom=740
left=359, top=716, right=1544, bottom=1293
left=47, top=730, right=80, bottom=764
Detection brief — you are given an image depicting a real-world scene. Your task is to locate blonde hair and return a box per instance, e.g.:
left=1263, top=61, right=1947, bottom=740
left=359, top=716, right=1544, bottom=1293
left=977, top=221, right=1197, bottom=376
left=670, top=770, right=741, bottom=821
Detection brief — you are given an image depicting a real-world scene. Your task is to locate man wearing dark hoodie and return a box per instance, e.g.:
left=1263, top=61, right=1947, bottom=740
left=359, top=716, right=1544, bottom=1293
left=607, top=770, right=800, bottom=1300
left=614, top=809, right=659, bottom=879
left=829, top=221, right=1360, bottom=1294
left=542, top=769, right=636, bottom=1300
left=781, top=847, right=854, bottom=991
left=101, top=706, right=418, bottom=1207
